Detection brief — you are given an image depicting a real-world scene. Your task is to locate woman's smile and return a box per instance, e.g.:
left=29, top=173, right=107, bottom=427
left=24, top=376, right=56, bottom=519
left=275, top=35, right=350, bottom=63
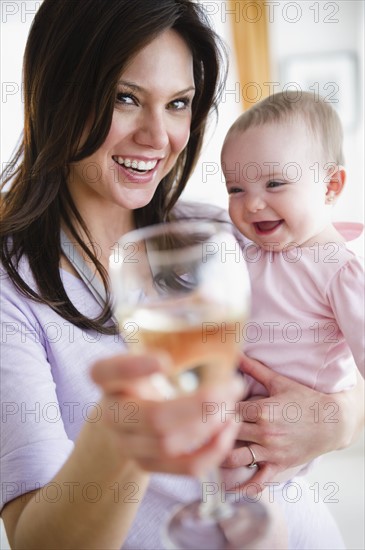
left=111, top=155, right=161, bottom=183
left=68, top=29, right=195, bottom=214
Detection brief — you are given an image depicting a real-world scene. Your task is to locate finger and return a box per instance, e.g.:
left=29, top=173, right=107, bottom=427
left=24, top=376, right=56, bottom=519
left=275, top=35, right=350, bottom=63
left=90, top=353, right=168, bottom=393
left=239, top=354, right=291, bottom=393
left=115, top=430, right=223, bottom=460
left=136, top=420, right=239, bottom=477
left=151, top=376, right=245, bottom=432
left=116, top=418, right=224, bottom=458
left=235, top=399, right=268, bottom=425
left=237, top=463, right=281, bottom=493
left=233, top=424, right=266, bottom=446
left=219, top=464, right=253, bottom=490
left=221, top=442, right=264, bottom=468
left=240, top=354, right=308, bottom=396
left=103, top=389, right=240, bottom=454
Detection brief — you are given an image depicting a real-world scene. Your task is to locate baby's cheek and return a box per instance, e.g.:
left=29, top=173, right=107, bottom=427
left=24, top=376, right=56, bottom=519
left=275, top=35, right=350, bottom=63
left=219, top=465, right=255, bottom=490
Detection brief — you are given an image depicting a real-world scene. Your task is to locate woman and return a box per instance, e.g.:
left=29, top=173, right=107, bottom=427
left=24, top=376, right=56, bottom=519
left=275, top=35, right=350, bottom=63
left=1, top=1, right=363, bottom=548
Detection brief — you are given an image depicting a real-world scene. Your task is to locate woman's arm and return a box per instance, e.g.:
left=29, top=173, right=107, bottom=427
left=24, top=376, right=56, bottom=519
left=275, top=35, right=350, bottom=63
left=3, top=416, right=150, bottom=550
left=2, top=354, right=243, bottom=549
left=221, top=354, right=364, bottom=490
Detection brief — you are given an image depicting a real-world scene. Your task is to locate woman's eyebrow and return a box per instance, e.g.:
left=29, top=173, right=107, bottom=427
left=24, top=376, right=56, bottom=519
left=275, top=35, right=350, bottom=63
left=117, top=80, right=140, bottom=91
left=117, top=80, right=195, bottom=95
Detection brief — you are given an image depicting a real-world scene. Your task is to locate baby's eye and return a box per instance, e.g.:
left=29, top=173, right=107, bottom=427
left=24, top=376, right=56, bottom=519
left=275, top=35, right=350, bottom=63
left=227, top=187, right=243, bottom=195
left=267, top=180, right=285, bottom=188
left=116, top=93, right=137, bottom=105
left=168, top=97, right=191, bottom=111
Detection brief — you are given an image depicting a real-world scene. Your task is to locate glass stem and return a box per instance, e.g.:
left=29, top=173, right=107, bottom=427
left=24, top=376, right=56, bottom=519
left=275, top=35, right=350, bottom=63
left=199, top=467, right=234, bottom=520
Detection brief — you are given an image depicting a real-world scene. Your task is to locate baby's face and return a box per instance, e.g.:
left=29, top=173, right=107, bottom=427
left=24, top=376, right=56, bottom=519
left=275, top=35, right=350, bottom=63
left=221, top=120, right=333, bottom=250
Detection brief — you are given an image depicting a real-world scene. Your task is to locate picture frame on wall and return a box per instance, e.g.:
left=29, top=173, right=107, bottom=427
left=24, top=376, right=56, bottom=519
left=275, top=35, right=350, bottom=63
left=280, top=51, right=359, bottom=131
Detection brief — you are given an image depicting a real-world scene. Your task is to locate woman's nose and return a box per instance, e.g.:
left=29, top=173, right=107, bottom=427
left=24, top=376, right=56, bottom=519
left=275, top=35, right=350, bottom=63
left=134, top=109, right=169, bottom=150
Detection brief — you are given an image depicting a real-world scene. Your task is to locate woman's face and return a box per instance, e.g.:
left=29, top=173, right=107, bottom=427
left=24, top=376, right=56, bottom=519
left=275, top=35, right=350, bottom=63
left=69, top=29, right=195, bottom=211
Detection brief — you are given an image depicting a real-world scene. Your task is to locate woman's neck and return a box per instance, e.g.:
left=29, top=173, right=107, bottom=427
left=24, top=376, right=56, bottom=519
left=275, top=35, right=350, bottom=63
left=64, top=184, right=136, bottom=270
left=61, top=196, right=135, bottom=274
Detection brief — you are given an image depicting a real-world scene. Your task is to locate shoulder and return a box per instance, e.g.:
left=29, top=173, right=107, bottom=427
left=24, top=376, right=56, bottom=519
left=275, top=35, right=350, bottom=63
left=172, top=201, right=251, bottom=245
left=172, top=201, right=230, bottom=223
left=334, top=221, right=364, bottom=263
left=1, top=255, right=34, bottom=305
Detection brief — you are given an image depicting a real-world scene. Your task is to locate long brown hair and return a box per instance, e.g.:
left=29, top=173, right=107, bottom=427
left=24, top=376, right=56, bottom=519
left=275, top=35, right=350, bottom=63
left=1, top=0, right=227, bottom=333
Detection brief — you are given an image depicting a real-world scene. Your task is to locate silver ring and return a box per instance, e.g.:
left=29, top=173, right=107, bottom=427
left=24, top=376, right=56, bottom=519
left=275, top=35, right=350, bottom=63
left=247, top=444, right=258, bottom=468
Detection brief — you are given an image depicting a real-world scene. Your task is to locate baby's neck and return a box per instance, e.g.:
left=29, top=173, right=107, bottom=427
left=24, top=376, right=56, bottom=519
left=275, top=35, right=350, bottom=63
left=300, top=223, right=345, bottom=248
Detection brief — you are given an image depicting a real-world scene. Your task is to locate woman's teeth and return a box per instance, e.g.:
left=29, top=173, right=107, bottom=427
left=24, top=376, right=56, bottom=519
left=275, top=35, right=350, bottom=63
left=113, top=156, right=157, bottom=172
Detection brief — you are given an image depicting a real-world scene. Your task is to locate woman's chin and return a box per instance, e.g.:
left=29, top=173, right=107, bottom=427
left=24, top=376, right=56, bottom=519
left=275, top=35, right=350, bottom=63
left=117, top=188, right=158, bottom=211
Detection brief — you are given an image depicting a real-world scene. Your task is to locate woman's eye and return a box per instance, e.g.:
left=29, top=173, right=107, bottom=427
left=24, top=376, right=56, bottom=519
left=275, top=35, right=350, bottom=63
left=116, top=93, right=137, bottom=105
left=267, top=180, right=285, bottom=188
left=169, top=97, right=191, bottom=110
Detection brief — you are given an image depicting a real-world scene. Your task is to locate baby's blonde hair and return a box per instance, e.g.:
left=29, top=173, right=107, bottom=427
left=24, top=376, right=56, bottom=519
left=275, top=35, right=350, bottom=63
left=226, top=91, right=344, bottom=165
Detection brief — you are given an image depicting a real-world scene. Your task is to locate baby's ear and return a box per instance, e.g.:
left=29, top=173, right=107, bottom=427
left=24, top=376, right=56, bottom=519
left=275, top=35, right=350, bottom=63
left=325, top=165, right=346, bottom=205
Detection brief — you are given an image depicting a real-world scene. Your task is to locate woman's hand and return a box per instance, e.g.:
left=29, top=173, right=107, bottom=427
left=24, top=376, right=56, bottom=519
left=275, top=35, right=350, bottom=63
left=220, top=354, right=364, bottom=490
left=91, top=353, right=244, bottom=477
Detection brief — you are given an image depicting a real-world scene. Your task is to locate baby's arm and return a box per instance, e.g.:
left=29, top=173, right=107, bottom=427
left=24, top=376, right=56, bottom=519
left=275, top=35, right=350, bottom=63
left=328, top=255, right=365, bottom=378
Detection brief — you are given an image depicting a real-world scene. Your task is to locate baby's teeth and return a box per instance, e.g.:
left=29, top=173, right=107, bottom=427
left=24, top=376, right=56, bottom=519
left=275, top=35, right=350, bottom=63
left=138, top=161, right=147, bottom=171
left=131, top=160, right=138, bottom=169
left=124, top=159, right=131, bottom=167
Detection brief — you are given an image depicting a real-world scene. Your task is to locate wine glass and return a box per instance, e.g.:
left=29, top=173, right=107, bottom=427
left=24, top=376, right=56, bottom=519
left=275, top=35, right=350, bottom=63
left=109, top=219, right=270, bottom=549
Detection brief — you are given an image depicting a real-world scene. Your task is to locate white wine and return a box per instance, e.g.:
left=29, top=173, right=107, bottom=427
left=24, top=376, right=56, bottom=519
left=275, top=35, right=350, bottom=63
left=118, top=301, right=246, bottom=386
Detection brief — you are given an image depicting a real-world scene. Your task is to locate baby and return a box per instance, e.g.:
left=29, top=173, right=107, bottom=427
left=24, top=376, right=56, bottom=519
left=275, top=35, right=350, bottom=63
left=220, top=90, right=364, bottom=482
left=217, top=90, right=364, bottom=548
left=222, top=89, right=363, bottom=395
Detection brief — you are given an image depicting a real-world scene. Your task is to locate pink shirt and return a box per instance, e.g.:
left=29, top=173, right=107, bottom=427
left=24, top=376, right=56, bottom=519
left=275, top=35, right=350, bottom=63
left=242, top=222, right=364, bottom=397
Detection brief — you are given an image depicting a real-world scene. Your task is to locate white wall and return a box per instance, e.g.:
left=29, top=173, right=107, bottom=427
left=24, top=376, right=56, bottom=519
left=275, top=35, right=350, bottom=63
left=267, top=0, right=364, bottom=225
left=1, top=1, right=40, bottom=164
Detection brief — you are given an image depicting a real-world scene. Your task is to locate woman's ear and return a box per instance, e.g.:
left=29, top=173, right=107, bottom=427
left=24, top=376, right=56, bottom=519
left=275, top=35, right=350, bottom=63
left=325, top=165, right=346, bottom=205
